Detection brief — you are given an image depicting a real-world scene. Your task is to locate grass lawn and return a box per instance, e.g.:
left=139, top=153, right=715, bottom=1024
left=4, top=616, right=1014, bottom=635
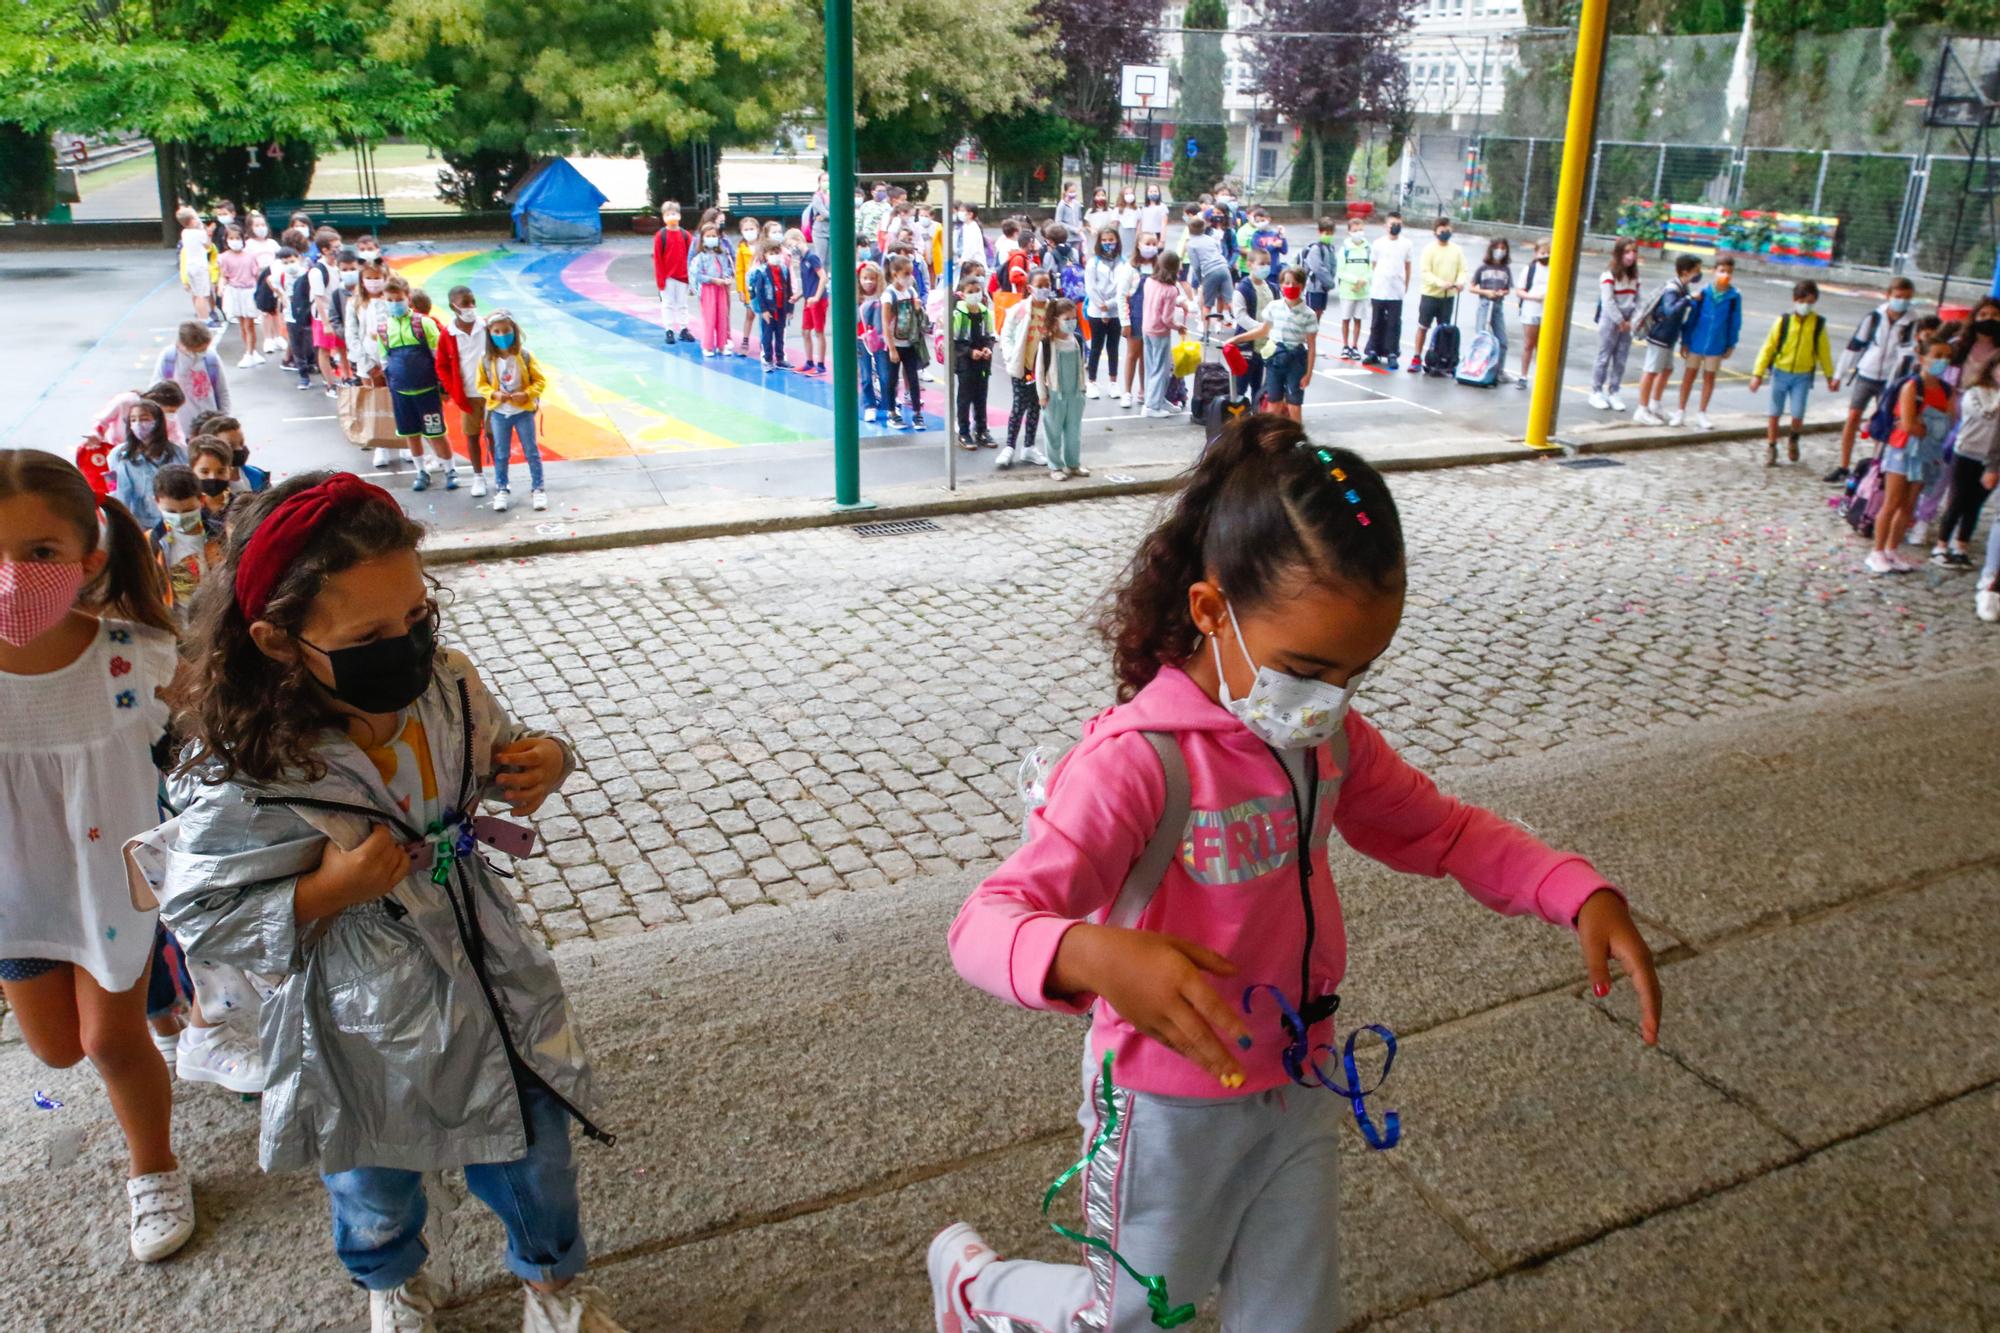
left=306, top=143, right=452, bottom=216
left=76, top=150, right=159, bottom=199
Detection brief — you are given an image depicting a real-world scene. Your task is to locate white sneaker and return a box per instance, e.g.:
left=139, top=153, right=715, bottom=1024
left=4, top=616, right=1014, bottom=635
left=1976, top=588, right=1999, bottom=623
left=928, top=1223, right=997, bottom=1333
left=176, top=1020, right=266, bottom=1093
left=521, top=1280, right=627, bottom=1333
left=1119, top=391, right=1134, bottom=407
left=1864, top=551, right=1896, bottom=576
left=1693, top=410, right=1715, bottom=431
left=1145, top=407, right=1174, bottom=418
left=1049, top=467, right=1069, bottom=481
left=1588, top=391, right=1610, bottom=410
left=251, top=353, right=267, bottom=366
left=127, top=1167, right=195, bottom=1262
left=152, top=1024, right=181, bottom=1070
left=1632, top=405, right=1661, bottom=426
left=1021, top=447, right=1049, bottom=467
left=994, top=447, right=1014, bottom=470
left=1666, top=409, right=1684, bottom=427
left=1070, top=465, right=1091, bottom=477
left=531, top=490, right=548, bottom=511
left=237, top=353, right=256, bottom=368
left=372, top=447, right=397, bottom=468
left=471, top=474, right=488, bottom=498
left=1086, top=383, right=1101, bottom=400
left=1608, top=394, right=1628, bottom=412
left=493, top=490, right=511, bottom=512
left=423, top=454, right=444, bottom=474
left=370, top=1270, right=442, bottom=1333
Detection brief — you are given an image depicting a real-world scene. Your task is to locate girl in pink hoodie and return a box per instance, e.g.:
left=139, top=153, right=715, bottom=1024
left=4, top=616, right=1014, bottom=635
left=928, top=417, right=1662, bottom=1333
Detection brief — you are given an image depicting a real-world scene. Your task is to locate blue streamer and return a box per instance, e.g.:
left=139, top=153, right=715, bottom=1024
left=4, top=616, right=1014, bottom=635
left=1242, top=983, right=1401, bottom=1150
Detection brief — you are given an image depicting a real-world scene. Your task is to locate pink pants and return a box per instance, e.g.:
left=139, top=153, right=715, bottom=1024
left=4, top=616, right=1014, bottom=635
left=701, top=283, right=731, bottom=353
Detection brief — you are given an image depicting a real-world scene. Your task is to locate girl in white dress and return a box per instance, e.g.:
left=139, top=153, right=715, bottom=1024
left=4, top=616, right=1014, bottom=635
left=0, top=450, right=193, bottom=1262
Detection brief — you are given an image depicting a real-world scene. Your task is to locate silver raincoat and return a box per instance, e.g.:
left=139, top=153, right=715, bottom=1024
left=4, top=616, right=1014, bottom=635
left=158, top=648, right=609, bottom=1175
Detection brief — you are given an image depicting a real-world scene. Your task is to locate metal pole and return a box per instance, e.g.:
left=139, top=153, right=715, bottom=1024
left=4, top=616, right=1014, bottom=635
left=1652, top=142, right=1666, bottom=200
left=1525, top=0, right=1611, bottom=451
left=1810, top=150, right=1829, bottom=216
left=825, top=0, right=867, bottom=510
left=1520, top=137, right=1535, bottom=226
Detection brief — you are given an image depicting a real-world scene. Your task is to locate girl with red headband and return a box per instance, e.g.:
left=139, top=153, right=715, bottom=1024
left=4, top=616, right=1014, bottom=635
left=158, top=471, right=625, bottom=1331
left=0, top=451, right=197, bottom=1263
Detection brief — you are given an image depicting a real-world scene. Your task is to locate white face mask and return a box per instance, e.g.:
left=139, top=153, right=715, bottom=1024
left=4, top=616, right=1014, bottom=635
left=1057, top=318, right=1076, bottom=336
left=252, top=223, right=269, bottom=238
left=226, top=239, right=243, bottom=251
left=1211, top=604, right=1362, bottom=751
left=1793, top=301, right=1814, bottom=316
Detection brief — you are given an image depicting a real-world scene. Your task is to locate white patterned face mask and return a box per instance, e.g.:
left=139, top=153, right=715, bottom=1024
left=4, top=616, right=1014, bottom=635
left=1211, top=603, right=1362, bottom=751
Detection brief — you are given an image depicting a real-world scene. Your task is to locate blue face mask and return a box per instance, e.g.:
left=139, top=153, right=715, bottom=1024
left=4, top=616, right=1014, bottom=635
left=492, top=332, right=516, bottom=350
left=1929, top=357, right=1951, bottom=378
left=1888, top=297, right=1911, bottom=314
left=384, top=301, right=409, bottom=319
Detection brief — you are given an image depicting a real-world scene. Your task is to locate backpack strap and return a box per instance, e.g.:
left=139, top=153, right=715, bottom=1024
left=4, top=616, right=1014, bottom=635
left=1103, top=731, right=1191, bottom=930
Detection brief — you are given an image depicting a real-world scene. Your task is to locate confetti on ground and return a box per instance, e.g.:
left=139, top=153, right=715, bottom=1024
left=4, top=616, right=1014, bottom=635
left=32, top=1090, right=63, bottom=1111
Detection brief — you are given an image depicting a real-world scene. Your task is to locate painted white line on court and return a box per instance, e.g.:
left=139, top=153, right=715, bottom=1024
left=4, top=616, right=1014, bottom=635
left=282, top=415, right=338, bottom=422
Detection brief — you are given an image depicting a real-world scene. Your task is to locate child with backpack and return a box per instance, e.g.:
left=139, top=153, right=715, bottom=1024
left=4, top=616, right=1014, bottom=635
left=1589, top=240, right=1641, bottom=411
left=368, top=274, right=456, bottom=492
left=1038, top=298, right=1088, bottom=481
left=153, top=321, right=230, bottom=442
left=1748, top=280, right=1838, bottom=468
left=108, top=398, right=186, bottom=532
left=1261, top=266, right=1320, bottom=423
left=0, top=451, right=196, bottom=1264
left=1515, top=238, right=1551, bottom=388
left=1467, top=238, right=1516, bottom=384
left=1331, top=217, right=1373, bottom=362
left=158, top=471, right=624, bottom=1332
left=926, top=418, right=1660, bottom=1333
left=881, top=255, right=929, bottom=431
left=1230, top=249, right=1277, bottom=406
left=1298, top=217, right=1337, bottom=323
left=1865, top=338, right=1956, bottom=575
left=653, top=200, right=695, bottom=346
left=795, top=227, right=828, bottom=374
left=953, top=274, right=998, bottom=449
left=748, top=237, right=796, bottom=374
left=691, top=222, right=736, bottom=358
left=1672, top=255, right=1741, bottom=429
left=998, top=275, right=1055, bottom=469
left=1631, top=254, right=1703, bottom=426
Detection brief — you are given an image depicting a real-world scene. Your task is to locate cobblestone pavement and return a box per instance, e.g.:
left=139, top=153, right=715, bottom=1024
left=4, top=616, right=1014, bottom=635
left=443, top=445, right=1989, bottom=944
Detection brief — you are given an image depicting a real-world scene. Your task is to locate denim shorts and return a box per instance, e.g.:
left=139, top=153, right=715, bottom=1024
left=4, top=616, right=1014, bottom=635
left=1882, top=439, right=1939, bottom=486
left=1769, top=369, right=1813, bottom=419
left=1266, top=345, right=1310, bottom=404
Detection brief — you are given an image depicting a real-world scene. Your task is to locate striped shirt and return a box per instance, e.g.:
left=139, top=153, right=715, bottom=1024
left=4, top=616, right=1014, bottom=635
left=1267, top=296, right=1320, bottom=349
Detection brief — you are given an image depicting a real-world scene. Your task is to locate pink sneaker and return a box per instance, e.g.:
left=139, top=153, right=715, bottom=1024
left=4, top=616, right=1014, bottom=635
left=927, top=1222, right=996, bottom=1333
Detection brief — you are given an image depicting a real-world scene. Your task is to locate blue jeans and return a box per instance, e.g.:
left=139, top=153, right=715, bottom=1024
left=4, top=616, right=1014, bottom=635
left=869, top=347, right=895, bottom=419
left=490, top=410, right=543, bottom=492
left=859, top=338, right=881, bottom=411
left=1769, top=369, right=1812, bottom=420
left=322, top=1084, right=587, bottom=1290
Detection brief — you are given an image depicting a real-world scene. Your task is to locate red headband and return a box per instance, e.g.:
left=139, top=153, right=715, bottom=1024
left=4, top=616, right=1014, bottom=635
left=233, top=474, right=400, bottom=621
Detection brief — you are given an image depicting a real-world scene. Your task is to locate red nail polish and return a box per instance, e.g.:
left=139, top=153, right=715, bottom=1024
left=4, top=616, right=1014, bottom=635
left=1593, top=981, right=1610, bottom=998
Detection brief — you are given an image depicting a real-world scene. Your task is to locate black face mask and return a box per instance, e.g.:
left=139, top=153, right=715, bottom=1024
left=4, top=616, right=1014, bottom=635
left=197, top=477, right=231, bottom=496
left=231, top=447, right=250, bottom=468
left=1976, top=319, right=2000, bottom=341
left=300, top=613, right=436, bottom=715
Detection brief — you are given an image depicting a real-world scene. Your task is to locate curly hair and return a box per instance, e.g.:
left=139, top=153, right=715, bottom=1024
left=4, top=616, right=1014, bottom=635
left=172, top=470, right=426, bottom=786
left=1097, top=415, right=1406, bottom=701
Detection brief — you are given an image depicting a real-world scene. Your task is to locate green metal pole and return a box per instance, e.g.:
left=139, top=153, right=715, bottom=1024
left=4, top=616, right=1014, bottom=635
left=825, top=0, right=865, bottom=509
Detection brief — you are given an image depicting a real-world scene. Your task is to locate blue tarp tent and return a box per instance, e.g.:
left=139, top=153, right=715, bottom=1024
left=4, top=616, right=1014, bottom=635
left=510, top=158, right=607, bottom=245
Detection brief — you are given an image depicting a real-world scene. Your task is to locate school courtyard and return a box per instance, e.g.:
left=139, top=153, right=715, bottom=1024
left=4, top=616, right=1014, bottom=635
left=1, top=437, right=1995, bottom=1328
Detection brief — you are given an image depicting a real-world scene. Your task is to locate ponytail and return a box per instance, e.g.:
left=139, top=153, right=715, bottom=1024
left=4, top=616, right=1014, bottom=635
left=0, top=449, right=173, bottom=637
left=1097, top=416, right=1405, bottom=700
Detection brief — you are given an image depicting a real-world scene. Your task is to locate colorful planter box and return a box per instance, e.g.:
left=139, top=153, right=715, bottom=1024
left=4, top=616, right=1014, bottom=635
left=1615, top=198, right=1836, bottom=267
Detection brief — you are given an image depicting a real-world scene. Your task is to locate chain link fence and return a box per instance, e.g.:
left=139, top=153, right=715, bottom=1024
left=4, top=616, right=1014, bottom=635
left=1461, top=133, right=1993, bottom=283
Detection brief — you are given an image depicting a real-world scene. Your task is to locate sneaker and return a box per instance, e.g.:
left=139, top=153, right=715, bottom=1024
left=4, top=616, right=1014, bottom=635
left=296, top=380, right=314, bottom=391
left=1864, top=550, right=1896, bottom=575
left=1516, top=376, right=1530, bottom=389
left=251, top=353, right=267, bottom=366
left=1086, top=383, right=1100, bottom=400
left=1406, top=356, right=1423, bottom=372
left=1976, top=588, right=1999, bottom=622
left=471, top=474, right=488, bottom=498
left=1765, top=443, right=1777, bottom=468
left=237, top=353, right=256, bottom=369
left=976, top=432, right=995, bottom=448
left=372, top=447, right=396, bottom=468
left=1889, top=551, right=1922, bottom=572
left=1633, top=406, right=1663, bottom=427
left=762, top=361, right=774, bottom=374
left=928, top=1223, right=998, bottom=1333
left=1607, top=394, right=1628, bottom=412
left=411, top=470, right=431, bottom=493
left=151, top=1024, right=181, bottom=1069
left=369, top=1270, right=442, bottom=1333
left=958, top=433, right=977, bottom=451
left=127, top=1167, right=195, bottom=1262
left=326, top=385, right=338, bottom=398
left=1021, top=447, right=1049, bottom=467
left=443, top=470, right=460, bottom=492
left=492, top=490, right=511, bottom=512
left=1588, top=391, right=1610, bottom=410
left=1947, top=550, right=1973, bottom=568
left=1070, top=465, right=1091, bottom=477
left=531, top=490, right=547, bottom=511
left=1145, top=407, right=1175, bottom=418
left=889, top=410, right=906, bottom=429
left=1362, top=354, right=1380, bottom=367
left=423, top=454, right=444, bottom=474
left=1694, top=411, right=1715, bottom=431
left=1049, top=467, right=1069, bottom=481
left=1666, top=409, right=1684, bottom=427
left=176, top=1020, right=266, bottom=1094
left=1118, top=390, right=1134, bottom=407
left=1787, top=435, right=1801, bottom=464
left=1823, top=465, right=1850, bottom=484
left=521, top=1280, right=627, bottom=1333
left=720, top=343, right=735, bottom=357
left=994, top=447, right=1015, bottom=470
left=703, top=347, right=718, bottom=358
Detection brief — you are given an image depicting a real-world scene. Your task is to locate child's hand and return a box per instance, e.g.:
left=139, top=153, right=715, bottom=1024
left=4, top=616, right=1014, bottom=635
left=1049, top=923, right=1252, bottom=1086
left=1576, top=889, right=1662, bottom=1044
left=493, top=737, right=568, bottom=816
left=1749, top=376, right=1762, bottom=393
left=318, top=826, right=412, bottom=907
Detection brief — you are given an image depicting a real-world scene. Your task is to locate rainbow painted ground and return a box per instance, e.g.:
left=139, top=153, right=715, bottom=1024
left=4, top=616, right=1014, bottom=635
left=391, top=245, right=912, bottom=460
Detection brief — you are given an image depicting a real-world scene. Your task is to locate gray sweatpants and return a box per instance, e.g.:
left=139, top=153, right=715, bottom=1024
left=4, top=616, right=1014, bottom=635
left=962, top=1049, right=1344, bottom=1332
left=1592, top=316, right=1633, bottom=394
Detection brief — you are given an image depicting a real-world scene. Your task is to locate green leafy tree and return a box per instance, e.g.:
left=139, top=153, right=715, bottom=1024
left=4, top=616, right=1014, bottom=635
left=1173, top=0, right=1230, bottom=200
left=852, top=0, right=1048, bottom=180
left=1250, top=0, right=1411, bottom=210
left=0, top=123, right=57, bottom=219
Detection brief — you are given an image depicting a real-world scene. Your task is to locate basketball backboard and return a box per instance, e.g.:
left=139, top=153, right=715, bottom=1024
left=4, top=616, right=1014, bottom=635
left=1121, top=64, right=1171, bottom=111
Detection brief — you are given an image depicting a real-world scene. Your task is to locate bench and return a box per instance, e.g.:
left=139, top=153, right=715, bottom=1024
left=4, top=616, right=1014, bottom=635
left=263, top=196, right=390, bottom=233
left=722, top=191, right=814, bottom=217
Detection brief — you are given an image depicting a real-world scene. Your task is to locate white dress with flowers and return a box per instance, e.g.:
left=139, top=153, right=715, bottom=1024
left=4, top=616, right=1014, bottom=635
left=0, top=619, right=174, bottom=989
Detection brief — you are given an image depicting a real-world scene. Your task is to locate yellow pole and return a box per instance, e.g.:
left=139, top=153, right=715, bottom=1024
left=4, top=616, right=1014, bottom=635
left=1525, top=0, right=1613, bottom=450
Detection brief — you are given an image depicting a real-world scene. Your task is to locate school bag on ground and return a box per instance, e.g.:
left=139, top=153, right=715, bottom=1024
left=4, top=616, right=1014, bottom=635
left=1455, top=302, right=1502, bottom=387
left=1188, top=336, right=1232, bottom=425
left=1841, top=450, right=1885, bottom=537
left=1422, top=299, right=1461, bottom=377
left=1202, top=343, right=1252, bottom=448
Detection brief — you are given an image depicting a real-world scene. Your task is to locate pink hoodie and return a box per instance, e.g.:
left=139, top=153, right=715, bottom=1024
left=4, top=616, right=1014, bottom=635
left=948, top=665, right=1618, bottom=1098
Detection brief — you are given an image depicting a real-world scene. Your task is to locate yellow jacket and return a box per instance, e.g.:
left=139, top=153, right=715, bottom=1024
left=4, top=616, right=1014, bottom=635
left=476, top=350, right=548, bottom=413
left=1752, top=311, right=1836, bottom=380
left=734, top=240, right=755, bottom=301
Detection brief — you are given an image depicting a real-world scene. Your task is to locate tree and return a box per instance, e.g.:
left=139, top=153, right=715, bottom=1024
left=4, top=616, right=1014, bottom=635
left=975, top=109, right=1081, bottom=204
left=1173, top=0, right=1231, bottom=200
left=381, top=0, right=813, bottom=209
left=1249, top=0, right=1411, bottom=210
left=0, top=123, right=57, bottom=219
left=851, top=0, right=1049, bottom=179
left=1037, top=0, right=1160, bottom=190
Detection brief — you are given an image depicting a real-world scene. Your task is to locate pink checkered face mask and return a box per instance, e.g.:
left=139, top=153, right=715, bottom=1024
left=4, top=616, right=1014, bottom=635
left=0, top=560, right=89, bottom=647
